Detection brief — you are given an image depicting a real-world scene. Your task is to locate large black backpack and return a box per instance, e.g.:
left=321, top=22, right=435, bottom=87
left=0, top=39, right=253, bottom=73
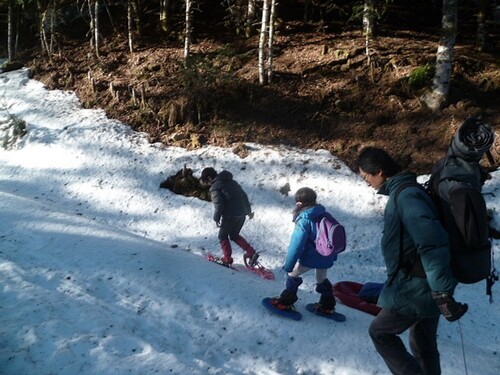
left=394, top=117, right=497, bottom=299
left=428, top=155, right=492, bottom=284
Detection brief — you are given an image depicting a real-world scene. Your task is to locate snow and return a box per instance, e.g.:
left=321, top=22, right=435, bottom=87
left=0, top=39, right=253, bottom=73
left=0, top=66, right=499, bottom=375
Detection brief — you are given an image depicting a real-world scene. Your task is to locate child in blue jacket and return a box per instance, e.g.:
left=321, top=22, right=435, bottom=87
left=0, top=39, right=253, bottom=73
left=271, top=187, right=337, bottom=314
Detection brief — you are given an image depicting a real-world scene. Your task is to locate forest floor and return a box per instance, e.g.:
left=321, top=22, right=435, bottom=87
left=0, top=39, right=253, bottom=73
left=19, top=22, right=500, bottom=174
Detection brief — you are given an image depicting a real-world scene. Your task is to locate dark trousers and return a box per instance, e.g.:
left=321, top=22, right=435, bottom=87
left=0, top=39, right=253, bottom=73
left=369, top=308, right=441, bottom=375
left=218, top=216, right=245, bottom=241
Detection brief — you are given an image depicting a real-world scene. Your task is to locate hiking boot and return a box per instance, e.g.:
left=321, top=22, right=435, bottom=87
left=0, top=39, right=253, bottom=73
left=221, top=256, right=233, bottom=265
left=220, top=240, right=233, bottom=265
left=244, top=252, right=259, bottom=267
left=316, top=279, right=336, bottom=310
left=310, top=303, right=335, bottom=315
left=271, top=297, right=295, bottom=312
left=279, top=288, right=299, bottom=306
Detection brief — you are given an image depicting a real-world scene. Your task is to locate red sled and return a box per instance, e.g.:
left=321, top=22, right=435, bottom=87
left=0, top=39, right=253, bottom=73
left=332, top=281, right=382, bottom=316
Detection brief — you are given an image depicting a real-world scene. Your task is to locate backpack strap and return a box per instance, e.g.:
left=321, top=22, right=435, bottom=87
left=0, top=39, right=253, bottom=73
left=312, top=212, right=328, bottom=246
left=388, top=181, right=426, bottom=286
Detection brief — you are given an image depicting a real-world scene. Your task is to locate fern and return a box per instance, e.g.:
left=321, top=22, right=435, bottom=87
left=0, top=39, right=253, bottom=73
left=0, top=106, right=27, bottom=149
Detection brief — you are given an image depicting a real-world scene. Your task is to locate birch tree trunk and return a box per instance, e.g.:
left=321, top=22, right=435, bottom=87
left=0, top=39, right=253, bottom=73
left=36, top=0, right=60, bottom=58
left=258, top=0, right=270, bottom=85
left=363, top=0, right=375, bottom=65
left=128, top=0, right=134, bottom=53
left=88, top=0, right=95, bottom=50
left=422, top=0, right=458, bottom=111
left=15, top=3, right=20, bottom=57
left=95, top=0, right=100, bottom=58
left=131, top=0, right=143, bottom=37
left=49, top=0, right=56, bottom=55
left=36, top=0, right=51, bottom=57
left=476, top=0, right=488, bottom=51
left=160, top=0, right=170, bottom=33
left=267, top=0, right=276, bottom=84
left=184, top=0, right=193, bottom=60
left=7, top=0, right=14, bottom=62
left=245, top=0, right=256, bottom=37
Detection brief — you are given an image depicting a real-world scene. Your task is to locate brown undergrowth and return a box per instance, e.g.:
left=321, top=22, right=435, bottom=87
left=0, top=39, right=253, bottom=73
left=21, top=24, right=500, bottom=174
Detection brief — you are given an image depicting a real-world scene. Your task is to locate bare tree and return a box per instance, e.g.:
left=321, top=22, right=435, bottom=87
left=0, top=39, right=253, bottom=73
left=245, top=0, right=256, bottom=37
left=88, top=0, right=95, bottom=49
left=36, top=0, right=49, bottom=57
left=476, top=0, right=488, bottom=51
left=258, top=0, right=277, bottom=85
left=267, top=0, right=276, bottom=84
left=49, top=0, right=57, bottom=55
left=363, top=0, right=375, bottom=65
left=258, top=0, right=270, bottom=85
left=102, top=0, right=116, bottom=33
left=130, top=0, right=144, bottom=37
left=128, top=0, right=134, bottom=53
left=95, top=0, right=100, bottom=58
left=160, top=0, right=171, bottom=33
left=7, top=0, right=15, bottom=61
left=184, top=0, right=193, bottom=59
left=85, top=0, right=100, bottom=57
left=422, top=0, right=458, bottom=111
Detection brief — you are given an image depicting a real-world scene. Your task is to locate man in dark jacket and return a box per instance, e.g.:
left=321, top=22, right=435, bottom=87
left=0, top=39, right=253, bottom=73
left=356, top=147, right=467, bottom=375
left=200, top=167, right=258, bottom=266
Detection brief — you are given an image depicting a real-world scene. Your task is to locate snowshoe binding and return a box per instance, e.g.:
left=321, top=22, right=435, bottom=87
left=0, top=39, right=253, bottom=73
left=306, top=303, right=346, bottom=322
left=243, top=252, right=275, bottom=280
left=262, top=297, right=302, bottom=320
left=244, top=252, right=260, bottom=267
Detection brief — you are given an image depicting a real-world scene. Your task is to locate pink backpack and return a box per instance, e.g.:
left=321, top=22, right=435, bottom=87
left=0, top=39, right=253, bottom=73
left=314, top=213, right=346, bottom=257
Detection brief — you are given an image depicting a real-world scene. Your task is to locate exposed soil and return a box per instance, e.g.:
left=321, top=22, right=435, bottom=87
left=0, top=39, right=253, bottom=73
left=20, top=23, right=500, bottom=174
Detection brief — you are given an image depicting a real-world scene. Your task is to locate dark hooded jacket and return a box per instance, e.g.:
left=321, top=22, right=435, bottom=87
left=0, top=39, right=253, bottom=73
left=209, top=170, right=252, bottom=222
left=377, top=173, right=457, bottom=318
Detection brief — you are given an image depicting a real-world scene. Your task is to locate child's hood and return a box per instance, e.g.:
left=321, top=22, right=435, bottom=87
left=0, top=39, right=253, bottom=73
left=216, top=170, right=233, bottom=181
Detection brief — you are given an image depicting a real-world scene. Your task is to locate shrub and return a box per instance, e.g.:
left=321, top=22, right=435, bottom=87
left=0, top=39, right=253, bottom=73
left=1, top=113, right=27, bottom=149
left=408, top=65, right=435, bottom=90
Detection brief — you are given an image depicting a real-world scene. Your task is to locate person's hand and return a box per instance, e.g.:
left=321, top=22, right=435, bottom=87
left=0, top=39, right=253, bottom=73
left=248, top=212, right=254, bottom=219
left=432, top=292, right=468, bottom=322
